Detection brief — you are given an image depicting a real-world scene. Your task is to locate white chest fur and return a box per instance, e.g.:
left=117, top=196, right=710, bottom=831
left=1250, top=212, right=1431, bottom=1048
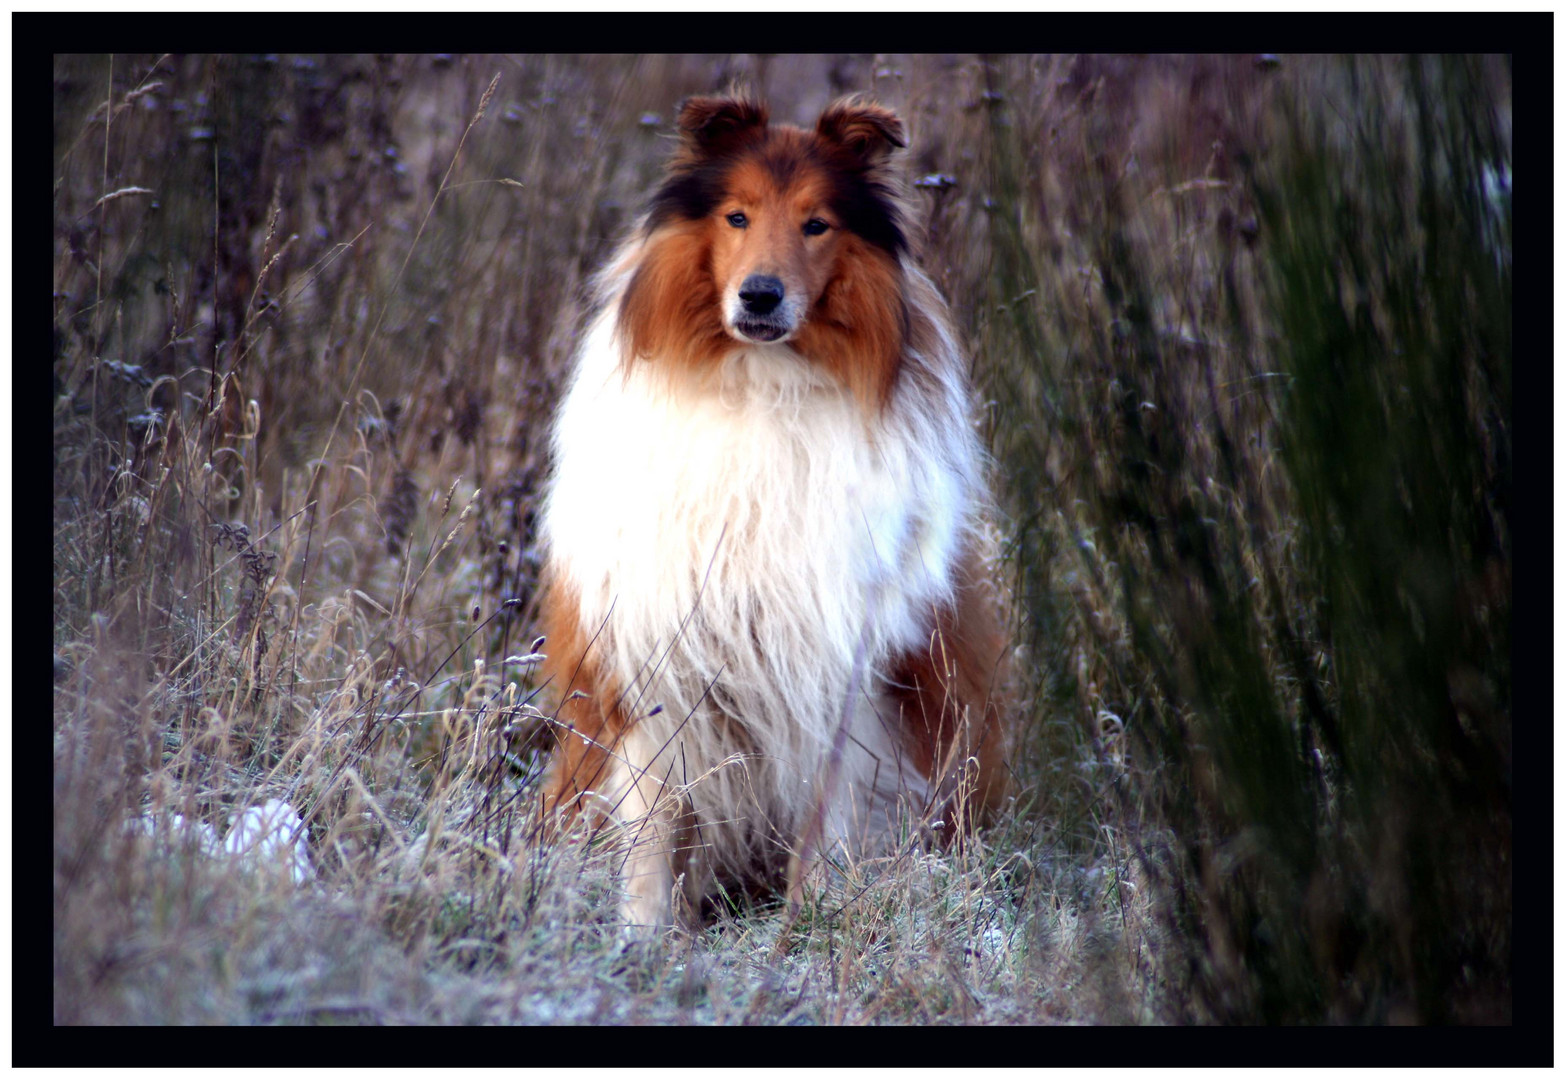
left=542, top=302, right=980, bottom=858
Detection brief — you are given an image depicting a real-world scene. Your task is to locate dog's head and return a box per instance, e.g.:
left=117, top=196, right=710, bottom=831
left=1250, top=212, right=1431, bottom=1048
left=619, top=95, right=913, bottom=407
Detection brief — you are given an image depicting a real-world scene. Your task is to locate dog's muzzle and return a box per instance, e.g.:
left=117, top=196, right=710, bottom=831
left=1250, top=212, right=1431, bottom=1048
left=732, top=274, right=791, bottom=342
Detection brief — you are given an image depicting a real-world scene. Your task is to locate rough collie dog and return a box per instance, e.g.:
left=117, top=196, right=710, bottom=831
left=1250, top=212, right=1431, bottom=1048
left=537, top=95, right=1009, bottom=934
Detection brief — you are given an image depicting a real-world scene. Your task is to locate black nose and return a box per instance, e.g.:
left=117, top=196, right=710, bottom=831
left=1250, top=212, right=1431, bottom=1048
left=738, top=275, right=784, bottom=315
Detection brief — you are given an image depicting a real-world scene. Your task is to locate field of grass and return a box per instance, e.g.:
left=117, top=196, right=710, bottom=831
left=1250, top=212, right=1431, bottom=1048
left=53, top=53, right=1511, bottom=1026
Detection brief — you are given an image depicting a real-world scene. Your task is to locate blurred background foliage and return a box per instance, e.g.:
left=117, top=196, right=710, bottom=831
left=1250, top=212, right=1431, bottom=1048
left=974, top=53, right=1511, bottom=1023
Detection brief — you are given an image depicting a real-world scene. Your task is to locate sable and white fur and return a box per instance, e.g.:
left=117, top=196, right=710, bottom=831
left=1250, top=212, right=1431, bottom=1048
left=537, top=96, right=1009, bottom=933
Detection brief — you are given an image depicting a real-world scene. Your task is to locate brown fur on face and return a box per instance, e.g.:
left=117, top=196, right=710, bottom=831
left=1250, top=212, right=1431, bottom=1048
left=708, top=155, right=844, bottom=331
left=617, top=221, right=729, bottom=372
left=617, top=95, right=914, bottom=413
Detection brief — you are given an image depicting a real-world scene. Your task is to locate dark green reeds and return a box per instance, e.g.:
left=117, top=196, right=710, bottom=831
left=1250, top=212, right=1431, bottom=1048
left=979, top=54, right=1510, bottom=1023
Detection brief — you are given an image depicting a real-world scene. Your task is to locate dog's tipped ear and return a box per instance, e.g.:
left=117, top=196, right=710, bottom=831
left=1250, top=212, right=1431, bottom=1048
left=816, top=99, right=906, bottom=166
left=676, top=96, right=769, bottom=152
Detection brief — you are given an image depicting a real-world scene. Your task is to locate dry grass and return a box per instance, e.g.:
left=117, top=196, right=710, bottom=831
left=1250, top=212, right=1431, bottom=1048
left=53, top=53, right=1510, bottom=1028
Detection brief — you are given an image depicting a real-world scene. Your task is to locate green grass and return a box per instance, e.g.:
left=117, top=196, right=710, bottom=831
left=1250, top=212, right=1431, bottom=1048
left=53, top=53, right=1510, bottom=1025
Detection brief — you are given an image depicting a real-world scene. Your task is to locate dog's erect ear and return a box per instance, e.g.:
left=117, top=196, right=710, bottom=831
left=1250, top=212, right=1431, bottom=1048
left=676, top=96, right=769, bottom=153
left=816, top=99, right=906, bottom=166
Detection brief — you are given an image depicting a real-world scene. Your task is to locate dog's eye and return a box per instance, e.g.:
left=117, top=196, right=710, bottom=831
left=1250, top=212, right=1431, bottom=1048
left=803, top=218, right=830, bottom=237
left=726, top=212, right=748, bottom=229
